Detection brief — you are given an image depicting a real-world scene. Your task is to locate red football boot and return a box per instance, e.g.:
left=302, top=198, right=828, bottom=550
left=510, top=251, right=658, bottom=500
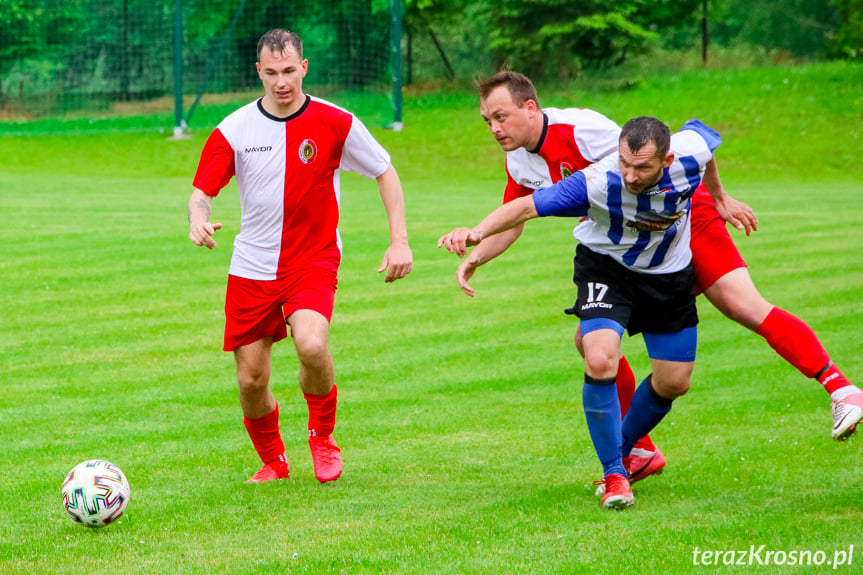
left=595, top=473, right=634, bottom=510
left=245, top=455, right=290, bottom=483
left=309, top=434, right=343, bottom=483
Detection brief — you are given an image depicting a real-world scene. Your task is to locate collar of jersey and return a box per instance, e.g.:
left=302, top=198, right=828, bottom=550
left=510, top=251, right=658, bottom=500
left=528, top=112, right=549, bottom=155
left=256, top=94, right=311, bottom=122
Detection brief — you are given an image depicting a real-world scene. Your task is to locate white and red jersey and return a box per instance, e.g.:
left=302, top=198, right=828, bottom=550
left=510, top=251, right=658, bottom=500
left=193, top=95, right=391, bottom=280
left=502, top=107, right=620, bottom=203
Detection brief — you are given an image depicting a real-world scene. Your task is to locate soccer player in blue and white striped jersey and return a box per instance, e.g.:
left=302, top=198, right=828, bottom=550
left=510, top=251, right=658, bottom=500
left=439, top=116, right=721, bottom=509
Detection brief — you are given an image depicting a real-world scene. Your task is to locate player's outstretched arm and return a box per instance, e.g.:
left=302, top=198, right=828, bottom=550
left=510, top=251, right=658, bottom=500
left=438, top=196, right=538, bottom=258
left=188, top=188, right=223, bottom=249
left=702, top=158, right=758, bottom=236
left=456, top=225, right=523, bottom=297
left=376, top=165, right=413, bottom=283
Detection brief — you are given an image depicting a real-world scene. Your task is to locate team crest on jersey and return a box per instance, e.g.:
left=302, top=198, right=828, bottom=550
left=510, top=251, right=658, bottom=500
left=560, top=162, right=574, bottom=179
left=298, top=139, right=317, bottom=164
left=626, top=209, right=685, bottom=232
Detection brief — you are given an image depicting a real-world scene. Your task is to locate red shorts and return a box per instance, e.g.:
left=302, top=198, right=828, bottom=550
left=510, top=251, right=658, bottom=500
left=223, top=264, right=338, bottom=352
left=690, top=185, right=748, bottom=295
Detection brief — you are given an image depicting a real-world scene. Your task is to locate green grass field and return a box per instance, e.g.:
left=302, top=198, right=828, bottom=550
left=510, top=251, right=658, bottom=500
left=1, top=62, right=862, bottom=574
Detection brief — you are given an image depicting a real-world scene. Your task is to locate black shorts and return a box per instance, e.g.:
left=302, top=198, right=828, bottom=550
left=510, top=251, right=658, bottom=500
left=566, top=244, right=698, bottom=336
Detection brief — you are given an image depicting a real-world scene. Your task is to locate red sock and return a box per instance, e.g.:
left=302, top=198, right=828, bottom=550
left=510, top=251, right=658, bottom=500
left=244, top=404, right=286, bottom=464
left=305, top=385, right=338, bottom=437
left=617, top=357, right=656, bottom=451
left=617, top=356, right=636, bottom=416
left=756, top=307, right=853, bottom=395
left=817, top=363, right=856, bottom=397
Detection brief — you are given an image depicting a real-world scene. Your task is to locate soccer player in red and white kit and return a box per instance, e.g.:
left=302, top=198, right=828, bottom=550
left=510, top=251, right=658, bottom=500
left=450, top=71, right=861, bottom=483
left=188, top=29, right=412, bottom=484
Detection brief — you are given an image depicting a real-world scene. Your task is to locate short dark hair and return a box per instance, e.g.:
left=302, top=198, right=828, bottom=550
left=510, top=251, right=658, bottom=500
left=620, top=116, right=671, bottom=158
left=257, top=29, right=303, bottom=61
left=476, top=71, right=540, bottom=108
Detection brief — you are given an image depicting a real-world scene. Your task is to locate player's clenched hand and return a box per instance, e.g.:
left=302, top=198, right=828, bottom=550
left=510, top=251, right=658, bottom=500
left=437, top=227, right=483, bottom=258
left=379, top=242, right=413, bottom=283
left=714, top=195, right=758, bottom=236
left=189, top=222, right=223, bottom=249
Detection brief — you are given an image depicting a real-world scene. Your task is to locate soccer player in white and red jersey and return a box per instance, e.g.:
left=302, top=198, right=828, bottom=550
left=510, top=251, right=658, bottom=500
left=188, top=29, right=412, bottom=484
left=448, top=71, right=861, bottom=487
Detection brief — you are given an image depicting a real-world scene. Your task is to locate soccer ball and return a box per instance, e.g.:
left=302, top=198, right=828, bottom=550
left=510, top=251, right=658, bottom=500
left=61, top=459, right=131, bottom=527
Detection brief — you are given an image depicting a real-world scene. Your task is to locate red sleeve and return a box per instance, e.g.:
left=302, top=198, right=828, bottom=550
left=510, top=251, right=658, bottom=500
left=193, top=128, right=235, bottom=197
left=502, top=157, right=533, bottom=204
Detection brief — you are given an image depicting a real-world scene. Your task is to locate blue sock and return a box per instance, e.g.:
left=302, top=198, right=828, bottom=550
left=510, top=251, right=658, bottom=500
left=621, top=375, right=673, bottom=457
left=582, top=375, right=627, bottom=478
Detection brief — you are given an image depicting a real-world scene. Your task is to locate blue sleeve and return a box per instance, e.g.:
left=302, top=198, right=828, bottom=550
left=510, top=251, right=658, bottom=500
left=680, top=119, right=721, bottom=152
left=532, top=171, right=591, bottom=218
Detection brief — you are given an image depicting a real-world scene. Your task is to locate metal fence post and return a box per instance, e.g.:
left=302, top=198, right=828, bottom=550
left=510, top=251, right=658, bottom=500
left=171, top=0, right=188, bottom=139
left=390, top=0, right=403, bottom=131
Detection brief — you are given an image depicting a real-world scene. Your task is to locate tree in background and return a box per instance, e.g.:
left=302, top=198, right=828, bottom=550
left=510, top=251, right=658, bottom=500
left=185, top=0, right=391, bottom=90
left=477, top=0, right=657, bottom=82
left=712, top=0, right=840, bottom=58
left=653, top=0, right=845, bottom=61
left=831, top=0, right=863, bottom=57
left=2, top=0, right=861, bottom=117
left=0, top=0, right=87, bottom=99
left=401, top=0, right=497, bottom=83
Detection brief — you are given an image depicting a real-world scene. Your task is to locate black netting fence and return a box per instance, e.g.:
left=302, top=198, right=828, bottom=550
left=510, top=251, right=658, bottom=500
left=0, top=0, right=399, bottom=129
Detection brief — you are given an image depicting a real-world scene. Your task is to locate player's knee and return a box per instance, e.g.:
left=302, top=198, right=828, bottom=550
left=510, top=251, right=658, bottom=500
left=583, top=350, right=618, bottom=379
left=720, top=301, right=762, bottom=328
left=294, top=333, right=331, bottom=367
left=236, top=364, right=269, bottom=392
left=653, top=377, right=690, bottom=400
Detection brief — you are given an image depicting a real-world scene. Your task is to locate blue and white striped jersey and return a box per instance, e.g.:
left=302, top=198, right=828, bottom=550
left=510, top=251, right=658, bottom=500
left=532, top=120, right=721, bottom=274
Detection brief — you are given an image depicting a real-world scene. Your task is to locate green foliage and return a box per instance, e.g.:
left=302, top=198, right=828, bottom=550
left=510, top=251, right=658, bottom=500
left=831, top=0, right=863, bottom=57
left=3, top=0, right=863, bottom=121
left=0, top=0, right=88, bottom=73
left=0, top=0, right=175, bottom=115
left=711, top=0, right=841, bottom=58
left=402, top=0, right=857, bottom=84
left=0, top=0, right=394, bottom=118
left=480, top=0, right=657, bottom=81
left=194, top=0, right=393, bottom=89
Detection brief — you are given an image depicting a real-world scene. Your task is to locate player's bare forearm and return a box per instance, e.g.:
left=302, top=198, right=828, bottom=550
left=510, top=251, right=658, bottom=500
left=702, top=158, right=758, bottom=236
left=188, top=197, right=210, bottom=224
left=188, top=188, right=223, bottom=249
left=376, top=165, right=413, bottom=281
left=701, top=158, right=726, bottom=203
left=376, top=166, right=410, bottom=245
left=473, top=196, right=538, bottom=242
left=465, top=225, right=523, bottom=268
left=438, top=197, right=536, bottom=258
left=188, top=188, right=212, bottom=224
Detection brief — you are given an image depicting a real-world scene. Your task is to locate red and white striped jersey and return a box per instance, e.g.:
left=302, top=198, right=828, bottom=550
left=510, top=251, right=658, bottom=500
left=193, top=95, right=391, bottom=280
left=502, top=107, right=620, bottom=204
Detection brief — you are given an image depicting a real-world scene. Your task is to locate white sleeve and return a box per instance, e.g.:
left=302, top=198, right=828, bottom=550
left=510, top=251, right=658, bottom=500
left=570, top=108, right=621, bottom=162
left=339, top=117, right=392, bottom=178
left=671, top=130, right=715, bottom=168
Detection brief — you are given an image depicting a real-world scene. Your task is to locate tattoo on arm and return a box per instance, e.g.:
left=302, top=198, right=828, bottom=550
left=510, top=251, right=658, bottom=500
left=189, top=197, right=212, bottom=223
left=196, top=198, right=211, bottom=218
